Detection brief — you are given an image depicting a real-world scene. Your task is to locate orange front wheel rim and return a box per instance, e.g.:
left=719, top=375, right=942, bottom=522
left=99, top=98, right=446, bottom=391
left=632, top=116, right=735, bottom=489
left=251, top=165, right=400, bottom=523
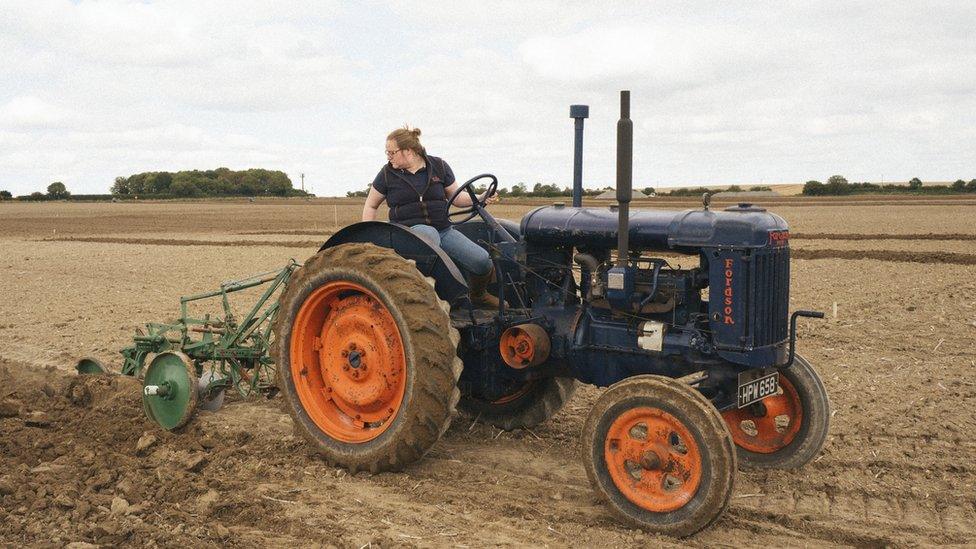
left=722, top=375, right=804, bottom=453
left=604, top=407, right=703, bottom=512
left=290, top=281, right=406, bottom=443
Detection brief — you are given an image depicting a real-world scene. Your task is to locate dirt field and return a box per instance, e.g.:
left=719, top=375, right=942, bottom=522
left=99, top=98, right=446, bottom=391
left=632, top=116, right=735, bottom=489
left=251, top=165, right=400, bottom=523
left=1, top=197, right=975, bottom=547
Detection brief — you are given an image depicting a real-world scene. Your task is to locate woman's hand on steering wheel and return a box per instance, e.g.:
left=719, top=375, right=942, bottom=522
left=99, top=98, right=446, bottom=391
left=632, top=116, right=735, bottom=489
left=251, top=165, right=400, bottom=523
left=482, top=191, right=500, bottom=206
left=447, top=174, right=498, bottom=225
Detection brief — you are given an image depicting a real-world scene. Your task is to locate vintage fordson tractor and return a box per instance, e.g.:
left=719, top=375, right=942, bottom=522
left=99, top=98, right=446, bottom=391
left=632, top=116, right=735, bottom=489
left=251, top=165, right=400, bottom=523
left=273, top=92, right=829, bottom=537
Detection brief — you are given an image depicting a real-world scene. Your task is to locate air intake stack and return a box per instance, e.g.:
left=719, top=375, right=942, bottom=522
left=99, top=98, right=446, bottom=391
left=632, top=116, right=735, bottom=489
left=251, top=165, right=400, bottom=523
left=570, top=104, right=589, bottom=208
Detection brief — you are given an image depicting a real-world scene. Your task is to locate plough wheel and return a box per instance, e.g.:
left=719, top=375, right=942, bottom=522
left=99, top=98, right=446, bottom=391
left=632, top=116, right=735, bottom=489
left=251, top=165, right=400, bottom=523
left=142, top=351, right=198, bottom=431
left=458, top=377, right=576, bottom=431
left=274, top=243, right=462, bottom=473
left=582, top=375, right=736, bottom=538
left=721, top=354, right=830, bottom=469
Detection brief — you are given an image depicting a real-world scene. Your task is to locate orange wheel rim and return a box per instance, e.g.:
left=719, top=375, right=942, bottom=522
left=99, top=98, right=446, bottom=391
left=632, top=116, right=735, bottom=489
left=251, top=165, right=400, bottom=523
left=722, top=375, right=803, bottom=453
left=491, top=380, right=535, bottom=404
left=289, top=281, right=406, bottom=443
left=604, top=407, right=703, bottom=512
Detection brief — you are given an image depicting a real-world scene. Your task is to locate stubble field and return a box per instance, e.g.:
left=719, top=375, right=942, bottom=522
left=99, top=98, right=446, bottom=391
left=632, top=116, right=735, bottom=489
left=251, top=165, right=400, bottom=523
left=1, top=195, right=975, bottom=547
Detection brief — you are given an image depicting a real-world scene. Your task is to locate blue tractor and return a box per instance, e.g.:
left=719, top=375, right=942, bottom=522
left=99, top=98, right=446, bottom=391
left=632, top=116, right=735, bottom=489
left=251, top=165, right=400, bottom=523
left=274, top=91, right=829, bottom=537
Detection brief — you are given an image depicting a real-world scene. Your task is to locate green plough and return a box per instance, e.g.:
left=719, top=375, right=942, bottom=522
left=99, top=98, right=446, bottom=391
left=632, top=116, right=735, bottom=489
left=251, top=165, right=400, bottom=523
left=76, top=261, right=299, bottom=430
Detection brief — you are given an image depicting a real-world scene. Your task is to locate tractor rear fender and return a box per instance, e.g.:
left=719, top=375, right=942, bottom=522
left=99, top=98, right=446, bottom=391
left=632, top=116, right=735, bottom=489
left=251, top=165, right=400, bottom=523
left=320, top=221, right=470, bottom=306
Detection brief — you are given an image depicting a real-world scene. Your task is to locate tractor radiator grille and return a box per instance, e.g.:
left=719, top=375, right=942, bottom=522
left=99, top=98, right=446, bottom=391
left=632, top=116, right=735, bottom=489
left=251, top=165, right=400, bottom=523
left=749, top=248, right=790, bottom=347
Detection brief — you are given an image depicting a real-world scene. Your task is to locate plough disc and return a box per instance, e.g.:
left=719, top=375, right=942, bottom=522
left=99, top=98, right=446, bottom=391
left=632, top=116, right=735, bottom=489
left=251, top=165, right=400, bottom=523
left=75, top=357, right=107, bottom=375
left=197, top=366, right=227, bottom=412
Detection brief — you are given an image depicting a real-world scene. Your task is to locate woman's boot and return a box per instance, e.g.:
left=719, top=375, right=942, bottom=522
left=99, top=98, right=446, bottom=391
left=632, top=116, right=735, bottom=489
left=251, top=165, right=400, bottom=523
left=469, top=267, right=500, bottom=309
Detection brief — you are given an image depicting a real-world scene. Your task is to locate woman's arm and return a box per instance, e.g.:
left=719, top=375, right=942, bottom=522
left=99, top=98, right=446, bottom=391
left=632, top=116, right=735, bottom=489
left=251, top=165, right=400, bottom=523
left=362, top=186, right=386, bottom=221
left=444, top=181, right=498, bottom=208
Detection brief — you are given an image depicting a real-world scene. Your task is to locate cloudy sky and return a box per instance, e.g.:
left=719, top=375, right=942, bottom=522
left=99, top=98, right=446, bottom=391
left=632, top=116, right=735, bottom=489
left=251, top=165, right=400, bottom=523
left=1, top=1, right=974, bottom=196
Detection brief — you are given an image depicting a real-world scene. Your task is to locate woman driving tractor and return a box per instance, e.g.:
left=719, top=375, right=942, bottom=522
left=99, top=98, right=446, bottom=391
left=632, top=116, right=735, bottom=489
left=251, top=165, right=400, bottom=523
left=362, top=126, right=500, bottom=308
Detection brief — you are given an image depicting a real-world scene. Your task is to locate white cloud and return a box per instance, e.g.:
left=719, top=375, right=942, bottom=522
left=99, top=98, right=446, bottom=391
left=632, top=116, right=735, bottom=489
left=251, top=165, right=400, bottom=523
left=1, top=1, right=975, bottom=196
left=520, top=25, right=720, bottom=87
left=0, top=96, right=69, bottom=129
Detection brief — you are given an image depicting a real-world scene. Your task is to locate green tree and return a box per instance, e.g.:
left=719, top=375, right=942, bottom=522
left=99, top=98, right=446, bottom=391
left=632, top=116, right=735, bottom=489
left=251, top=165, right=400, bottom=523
left=168, top=178, right=200, bottom=197
left=802, top=180, right=825, bottom=196
left=952, top=179, right=966, bottom=192
left=509, top=182, right=526, bottom=197
left=531, top=182, right=561, bottom=197
left=28, top=191, right=47, bottom=201
left=967, top=179, right=976, bottom=192
left=111, top=176, right=129, bottom=196
left=145, top=172, right=172, bottom=194
left=908, top=177, right=922, bottom=190
left=749, top=185, right=771, bottom=192
left=825, top=175, right=850, bottom=195
left=47, top=181, right=70, bottom=199
left=346, top=183, right=370, bottom=198
left=727, top=185, right=743, bottom=192
left=0, top=190, right=11, bottom=200
left=641, top=186, right=655, bottom=195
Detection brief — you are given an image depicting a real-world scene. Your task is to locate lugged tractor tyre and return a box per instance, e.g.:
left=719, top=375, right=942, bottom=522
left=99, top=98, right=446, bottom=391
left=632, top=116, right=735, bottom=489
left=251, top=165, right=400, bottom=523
left=721, top=354, right=830, bottom=469
left=458, top=377, right=576, bottom=431
left=273, top=243, right=462, bottom=473
left=582, top=375, right=736, bottom=538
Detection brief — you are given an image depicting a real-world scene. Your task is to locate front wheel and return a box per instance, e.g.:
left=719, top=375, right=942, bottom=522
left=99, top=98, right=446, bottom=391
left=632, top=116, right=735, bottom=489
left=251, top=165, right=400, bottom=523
left=582, top=375, right=736, bottom=538
left=721, top=355, right=830, bottom=469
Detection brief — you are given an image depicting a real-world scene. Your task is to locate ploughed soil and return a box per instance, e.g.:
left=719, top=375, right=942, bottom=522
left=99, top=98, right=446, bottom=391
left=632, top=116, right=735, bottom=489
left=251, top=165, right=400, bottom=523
left=1, top=199, right=975, bottom=547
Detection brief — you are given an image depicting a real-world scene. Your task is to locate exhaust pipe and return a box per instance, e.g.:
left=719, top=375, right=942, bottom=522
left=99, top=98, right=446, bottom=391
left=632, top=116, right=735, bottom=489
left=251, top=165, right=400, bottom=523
left=616, top=90, right=632, bottom=267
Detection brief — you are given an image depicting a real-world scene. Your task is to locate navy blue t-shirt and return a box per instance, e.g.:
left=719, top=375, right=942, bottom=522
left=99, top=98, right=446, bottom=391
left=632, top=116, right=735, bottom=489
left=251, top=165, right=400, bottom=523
left=371, top=161, right=455, bottom=196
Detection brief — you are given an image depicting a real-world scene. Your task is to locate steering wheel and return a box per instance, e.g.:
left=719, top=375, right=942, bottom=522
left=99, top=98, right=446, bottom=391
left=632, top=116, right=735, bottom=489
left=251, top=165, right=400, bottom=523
left=447, top=173, right=498, bottom=225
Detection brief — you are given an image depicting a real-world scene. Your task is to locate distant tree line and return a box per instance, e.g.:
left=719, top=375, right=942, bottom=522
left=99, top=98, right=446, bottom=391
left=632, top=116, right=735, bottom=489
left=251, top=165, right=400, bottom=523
left=1, top=169, right=308, bottom=202
left=803, top=175, right=976, bottom=196
left=111, top=168, right=305, bottom=198
left=348, top=182, right=660, bottom=198
left=500, top=183, right=625, bottom=198
left=660, top=185, right=771, bottom=197
left=0, top=182, right=72, bottom=201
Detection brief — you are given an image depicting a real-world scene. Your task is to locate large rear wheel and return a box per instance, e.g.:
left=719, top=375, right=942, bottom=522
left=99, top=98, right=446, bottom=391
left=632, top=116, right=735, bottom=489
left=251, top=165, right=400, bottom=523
left=274, top=243, right=462, bottom=473
left=721, top=355, right=830, bottom=469
left=582, top=375, right=736, bottom=538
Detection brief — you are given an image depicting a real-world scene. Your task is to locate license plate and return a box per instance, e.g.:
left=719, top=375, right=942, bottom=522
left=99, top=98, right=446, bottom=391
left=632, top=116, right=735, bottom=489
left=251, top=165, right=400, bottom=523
left=737, top=369, right=779, bottom=408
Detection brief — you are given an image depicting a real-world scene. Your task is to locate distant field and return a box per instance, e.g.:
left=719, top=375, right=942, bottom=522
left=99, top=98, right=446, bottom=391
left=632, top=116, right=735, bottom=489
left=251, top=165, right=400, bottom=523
left=655, top=180, right=968, bottom=196
left=1, top=197, right=974, bottom=546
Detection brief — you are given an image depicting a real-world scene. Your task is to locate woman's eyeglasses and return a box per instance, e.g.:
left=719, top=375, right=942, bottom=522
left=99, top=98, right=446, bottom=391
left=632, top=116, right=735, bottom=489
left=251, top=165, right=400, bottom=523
left=385, top=149, right=401, bottom=158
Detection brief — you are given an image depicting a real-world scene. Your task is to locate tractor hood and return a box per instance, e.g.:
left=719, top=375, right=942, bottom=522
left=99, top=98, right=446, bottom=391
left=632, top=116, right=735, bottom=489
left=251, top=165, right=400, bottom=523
left=519, top=204, right=789, bottom=253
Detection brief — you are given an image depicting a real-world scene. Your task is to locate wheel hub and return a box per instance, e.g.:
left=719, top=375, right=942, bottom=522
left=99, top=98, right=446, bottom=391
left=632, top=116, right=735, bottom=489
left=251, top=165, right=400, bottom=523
left=639, top=448, right=664, bottom=471
left=347, top=349, right=363, bottom=369
left=604, top=407, right=703, bottom=512
left=721, top=375, right=803, bottom=453
left=290, top=281, right=407, bottom=443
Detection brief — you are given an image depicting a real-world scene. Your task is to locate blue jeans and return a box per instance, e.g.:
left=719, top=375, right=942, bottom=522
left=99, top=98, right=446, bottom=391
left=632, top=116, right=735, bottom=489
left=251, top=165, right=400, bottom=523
left=410, top=224, right=493, bottom=276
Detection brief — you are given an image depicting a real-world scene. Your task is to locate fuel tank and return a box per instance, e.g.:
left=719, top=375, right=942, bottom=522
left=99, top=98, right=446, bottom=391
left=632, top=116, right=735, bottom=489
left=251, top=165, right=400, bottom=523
left=519, top=203, right=789, bottom=253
